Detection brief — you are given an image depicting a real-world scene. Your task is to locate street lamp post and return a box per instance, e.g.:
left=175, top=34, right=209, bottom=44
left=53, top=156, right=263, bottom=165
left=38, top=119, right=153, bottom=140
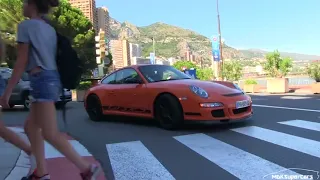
left=216, top=0, right=223, bottom=79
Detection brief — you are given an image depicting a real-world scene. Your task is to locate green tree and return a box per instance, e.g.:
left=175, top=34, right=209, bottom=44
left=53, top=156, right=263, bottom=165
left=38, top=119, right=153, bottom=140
left=263, top=50, right=293, bottom=78
left=173, top=60, right=196, bottom=71
left=0, top=0, right=24, bottom=66
left=0, top=0, right=96, bottom=74
left=307, top=61, right=320, bottom=82
left=222, top=60, right=243, bottom=81
left=197, top=68, right=214, bottom=80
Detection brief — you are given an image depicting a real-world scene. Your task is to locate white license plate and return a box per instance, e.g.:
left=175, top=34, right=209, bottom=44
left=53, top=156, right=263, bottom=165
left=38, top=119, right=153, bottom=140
left=236, top=100, right=250, bottom=109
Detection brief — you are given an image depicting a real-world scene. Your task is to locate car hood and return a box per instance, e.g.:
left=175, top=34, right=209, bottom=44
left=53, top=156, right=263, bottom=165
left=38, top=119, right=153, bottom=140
left=157, top=79, right=241, bottom=95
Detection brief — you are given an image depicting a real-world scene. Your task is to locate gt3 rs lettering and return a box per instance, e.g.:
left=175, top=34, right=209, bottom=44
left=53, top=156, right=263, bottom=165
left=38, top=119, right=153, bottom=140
left=103, top=106, right=151, bottom=114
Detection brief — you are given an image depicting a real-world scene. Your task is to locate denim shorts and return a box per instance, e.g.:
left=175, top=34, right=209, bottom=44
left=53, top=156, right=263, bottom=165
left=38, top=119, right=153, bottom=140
left=29, top=70, right=61, bottom=102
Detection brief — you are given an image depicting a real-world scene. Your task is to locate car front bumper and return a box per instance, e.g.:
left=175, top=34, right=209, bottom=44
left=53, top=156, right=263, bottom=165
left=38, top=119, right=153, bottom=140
left=57, top=92, right=72, bottom=103
left=181, top=95, right=253, bottom=121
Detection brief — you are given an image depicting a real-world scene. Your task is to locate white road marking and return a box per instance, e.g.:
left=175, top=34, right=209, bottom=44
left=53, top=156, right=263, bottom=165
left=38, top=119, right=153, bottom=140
left=278, top=120, right=320, bottom=132
left=232, top=126, right=320, bottom=158
left=106, top=141, right=175, bottom=180
left=174, top=133, right=299, bottom=180
left=8, top=127, right=25, bottom=133
left=253, top=104, right=320, bottom=113
left=281, top=96, right=311, bottom=99
left=8, top=127, right=92, bottom=159
left=251, top=98, right=268, bottom=101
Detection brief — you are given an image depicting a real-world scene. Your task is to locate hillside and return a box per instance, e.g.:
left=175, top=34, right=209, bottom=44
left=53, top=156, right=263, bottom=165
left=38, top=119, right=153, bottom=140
left=109, top=18, right=320, bottom=65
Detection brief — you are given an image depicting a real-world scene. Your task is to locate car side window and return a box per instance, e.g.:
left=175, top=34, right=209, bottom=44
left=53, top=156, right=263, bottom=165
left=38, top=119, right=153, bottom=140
left=115, top=68, right=140, bottom=84
left=101, top=73, right=116, bottom=84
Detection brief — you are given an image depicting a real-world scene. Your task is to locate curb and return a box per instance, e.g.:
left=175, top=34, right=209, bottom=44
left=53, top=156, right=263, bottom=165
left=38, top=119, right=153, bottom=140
left=4, top=127, right=106, bottom=180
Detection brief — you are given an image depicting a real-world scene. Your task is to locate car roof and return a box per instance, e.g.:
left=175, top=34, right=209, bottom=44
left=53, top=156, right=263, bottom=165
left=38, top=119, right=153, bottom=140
left=103, top=64, right=171, bottom=78
left=123, top=64, right=170, bottom=69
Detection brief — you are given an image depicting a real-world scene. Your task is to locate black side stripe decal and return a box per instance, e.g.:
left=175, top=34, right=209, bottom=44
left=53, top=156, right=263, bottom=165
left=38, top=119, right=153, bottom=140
left=103, top=106, right=151, bottom=114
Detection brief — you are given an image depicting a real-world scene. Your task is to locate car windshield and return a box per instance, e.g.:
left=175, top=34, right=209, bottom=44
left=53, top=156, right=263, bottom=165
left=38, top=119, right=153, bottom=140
left=138, top=65, right=191, bottom=83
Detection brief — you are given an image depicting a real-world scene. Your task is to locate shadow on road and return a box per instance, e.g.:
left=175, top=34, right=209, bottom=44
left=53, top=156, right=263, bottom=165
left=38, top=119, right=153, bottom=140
left=93, top=115, right=252, bottom=133
left=2, top=105, right=74, bottom=112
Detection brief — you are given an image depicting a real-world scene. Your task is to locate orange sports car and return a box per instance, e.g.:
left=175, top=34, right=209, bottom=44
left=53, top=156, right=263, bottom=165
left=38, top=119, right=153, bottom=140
left=84, top=64, right=253, bottom=130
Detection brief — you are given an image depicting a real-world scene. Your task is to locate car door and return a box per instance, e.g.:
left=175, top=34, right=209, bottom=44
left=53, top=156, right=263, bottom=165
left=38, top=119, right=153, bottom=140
left=114, top=68, right=148, bottom=114
left=99, top=72, right=118, bottom=110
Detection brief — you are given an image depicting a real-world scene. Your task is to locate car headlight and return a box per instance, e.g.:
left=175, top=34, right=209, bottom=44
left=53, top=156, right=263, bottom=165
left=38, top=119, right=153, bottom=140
left=200, top=102, right=223, bottom=108
left=189, top=85, right=208, bottom=98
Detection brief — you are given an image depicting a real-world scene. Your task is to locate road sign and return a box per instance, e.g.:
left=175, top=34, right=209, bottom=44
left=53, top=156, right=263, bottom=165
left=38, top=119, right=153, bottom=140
left=212, top=36, right=220, bottom=62
left=93, top=68, right=98, bottom=78
left=150, top=53, right=155, bottom=64
left=184, top=69, right=197, bottom=79
left=104, top=57, right=111, bottom=65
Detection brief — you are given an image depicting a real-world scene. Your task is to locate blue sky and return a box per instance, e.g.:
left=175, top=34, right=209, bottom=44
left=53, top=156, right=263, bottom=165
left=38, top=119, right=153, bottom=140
left=96, top=0, right=320, bottom=55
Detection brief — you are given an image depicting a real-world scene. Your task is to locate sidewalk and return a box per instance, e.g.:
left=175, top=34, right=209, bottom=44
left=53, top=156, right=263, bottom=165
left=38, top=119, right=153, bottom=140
left=0, top=127, right=106, bottom=180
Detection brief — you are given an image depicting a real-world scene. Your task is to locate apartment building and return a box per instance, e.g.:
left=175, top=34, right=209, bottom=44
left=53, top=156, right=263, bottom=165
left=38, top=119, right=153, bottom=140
left=96, top=7, right=110, bottom=42
left=68, top=0, right=98, bottom=32
left=109, top=40, right=131, bottom=69
left=185, top=51, right=196, bottom=61
left=129, top=43, right=142, bottom=59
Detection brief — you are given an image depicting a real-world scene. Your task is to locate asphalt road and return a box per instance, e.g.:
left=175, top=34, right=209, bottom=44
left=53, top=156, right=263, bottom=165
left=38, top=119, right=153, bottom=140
left=2, top=94, right=320, bottom=180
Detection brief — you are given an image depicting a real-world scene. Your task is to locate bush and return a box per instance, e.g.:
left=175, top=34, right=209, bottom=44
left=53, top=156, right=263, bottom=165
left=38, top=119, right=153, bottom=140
left=245, top=79, right=258, bottom=85
left=307, top=62, right=320, bottom=82
left=76, top=81, right=92, bottom=90
left=197, top=68, right=214, bottom=80
left=222, top=60, right=243, bottom=81
left=263, top=50, right=293, bottom=78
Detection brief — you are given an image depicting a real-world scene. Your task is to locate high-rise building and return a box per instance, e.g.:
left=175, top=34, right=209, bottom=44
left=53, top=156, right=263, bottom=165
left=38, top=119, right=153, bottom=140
left=96, top=7, right=110, bottom=43
left=68, top=0, right=98, bottom=32
left=129, top=43, right=142, bottom=59
left=185, top=51, right=196, bottom=62
left=109, top=40, right=131, bottom=69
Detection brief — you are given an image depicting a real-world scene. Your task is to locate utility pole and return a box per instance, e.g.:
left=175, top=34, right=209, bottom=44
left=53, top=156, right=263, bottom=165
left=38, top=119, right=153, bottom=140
left=216, top=0, right=223, bottom=79
left=152, top=37, right=155, bottom=54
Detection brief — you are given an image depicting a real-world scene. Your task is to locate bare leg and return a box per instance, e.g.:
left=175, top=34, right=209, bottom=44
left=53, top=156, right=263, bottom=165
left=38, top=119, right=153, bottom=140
left=0, top=118, right=31, bottom=155
left=32, top=102, right=90, bottom=176
left=24, top=112, right=46, bottom=175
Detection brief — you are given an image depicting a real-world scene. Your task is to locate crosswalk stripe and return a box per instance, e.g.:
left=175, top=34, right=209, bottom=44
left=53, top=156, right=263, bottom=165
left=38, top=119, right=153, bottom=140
left=232, top=126, right=320, bottom=158
left=278, top=120, right=320, bottom=132
left=106, top=141, right=175, bottom=180
left=174, top=133, right=300, bottom=180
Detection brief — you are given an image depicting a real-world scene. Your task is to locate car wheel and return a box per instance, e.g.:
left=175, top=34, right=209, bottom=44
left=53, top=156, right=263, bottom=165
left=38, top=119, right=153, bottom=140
left=23, top=93, right=31, bottom=110
left=86, top=94, right=103, bottom=122
left=154, top=94, right=184, bottom=130
left=55, top=102, right=67, bottom=109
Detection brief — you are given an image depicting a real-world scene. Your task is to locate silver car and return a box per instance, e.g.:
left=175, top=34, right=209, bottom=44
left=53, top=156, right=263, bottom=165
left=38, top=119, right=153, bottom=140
left=0, top=68, right=72, bottom=110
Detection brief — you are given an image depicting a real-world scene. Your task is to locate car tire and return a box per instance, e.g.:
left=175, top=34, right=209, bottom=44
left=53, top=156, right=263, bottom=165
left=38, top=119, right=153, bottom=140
left=55, top=102, right=67, bottom=109
left=23, top=93, right=31, bottom=110
left=154, top=94, right=184, bottom=130
left=85, top=94, right=103, bottom=122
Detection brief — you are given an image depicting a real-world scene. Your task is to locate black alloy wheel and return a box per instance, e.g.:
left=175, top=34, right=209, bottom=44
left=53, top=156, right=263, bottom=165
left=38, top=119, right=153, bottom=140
left=86, top=95, right=103, bottom=122
left=154, top=94, right=184, bottom=130
left=23, top=93, right=31, bottom=110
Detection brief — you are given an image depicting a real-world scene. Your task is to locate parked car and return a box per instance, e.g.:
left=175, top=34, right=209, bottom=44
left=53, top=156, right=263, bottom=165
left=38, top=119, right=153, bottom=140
left=84, top=64, right=253, bottom=130
left=0, top=68, right=72, bottom=110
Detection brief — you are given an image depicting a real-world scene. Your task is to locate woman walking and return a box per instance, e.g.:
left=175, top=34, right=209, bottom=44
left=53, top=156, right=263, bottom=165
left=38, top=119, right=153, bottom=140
left=0, top=0, right=101, bottom=179
left=0, top=32, right=36, bottom=176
